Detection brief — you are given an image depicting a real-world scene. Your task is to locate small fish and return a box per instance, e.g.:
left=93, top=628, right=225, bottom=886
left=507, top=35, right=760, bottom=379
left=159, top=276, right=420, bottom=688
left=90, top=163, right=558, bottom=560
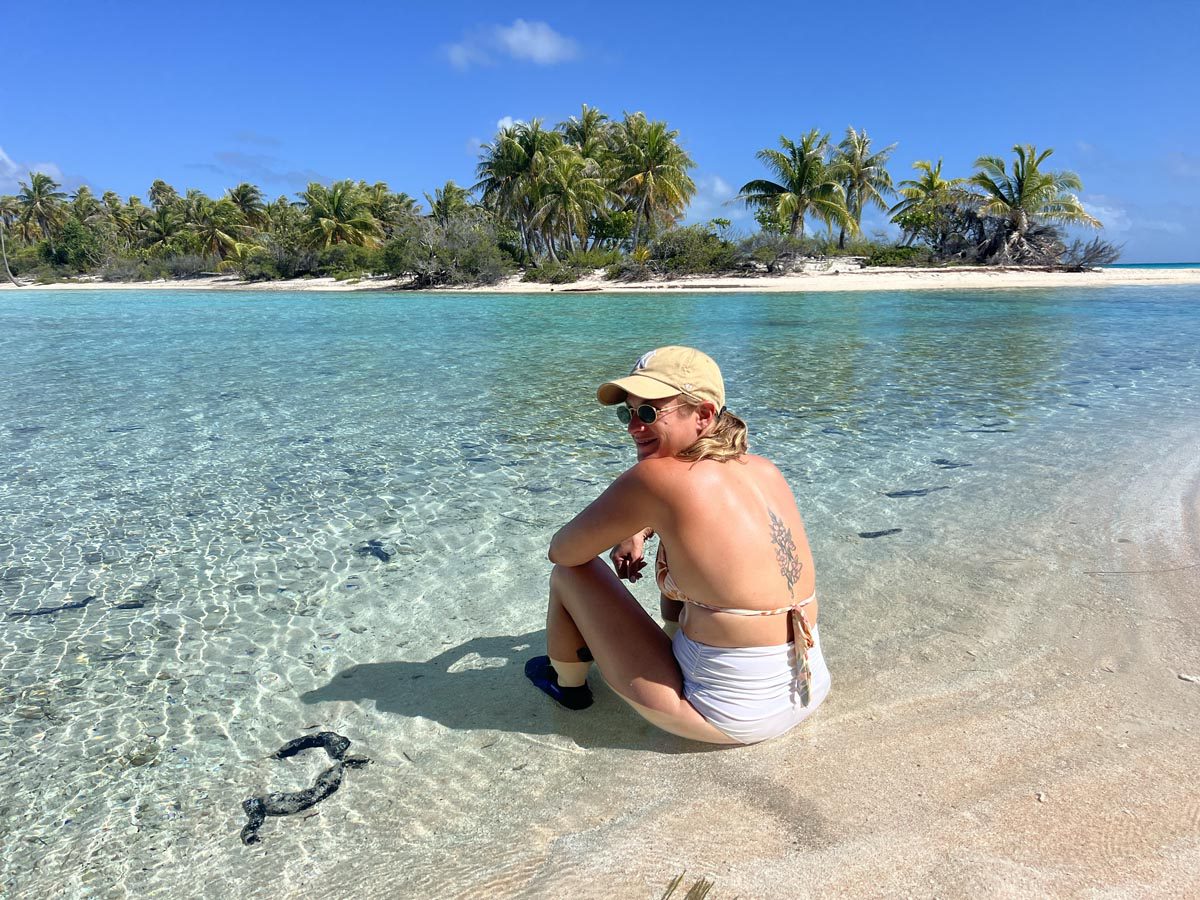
left=931, top=458, right=972, bottom=469
left=858, top=528, right=902, bottom=539
left=884, top=487, right=949, bottom=498
left=353, top=540, right=391, bottom=563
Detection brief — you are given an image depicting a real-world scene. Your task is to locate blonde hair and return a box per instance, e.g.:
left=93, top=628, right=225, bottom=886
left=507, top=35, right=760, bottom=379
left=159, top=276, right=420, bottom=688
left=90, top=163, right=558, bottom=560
left=675, top=401, right=748, bottom=463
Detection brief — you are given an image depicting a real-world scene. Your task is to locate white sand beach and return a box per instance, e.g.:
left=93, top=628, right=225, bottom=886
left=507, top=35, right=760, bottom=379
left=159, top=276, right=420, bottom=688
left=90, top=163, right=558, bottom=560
left=3, top=265, right=1200, bottom=295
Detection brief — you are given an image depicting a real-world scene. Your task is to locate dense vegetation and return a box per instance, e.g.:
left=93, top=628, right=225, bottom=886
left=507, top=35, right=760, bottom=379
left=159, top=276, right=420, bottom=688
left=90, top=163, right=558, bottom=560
left=0, top=107, right=1118, bottom=287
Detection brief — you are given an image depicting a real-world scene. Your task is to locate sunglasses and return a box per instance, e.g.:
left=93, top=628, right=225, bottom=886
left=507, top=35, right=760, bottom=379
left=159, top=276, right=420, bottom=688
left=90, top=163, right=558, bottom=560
left=616, top=402, right=687, bottom=425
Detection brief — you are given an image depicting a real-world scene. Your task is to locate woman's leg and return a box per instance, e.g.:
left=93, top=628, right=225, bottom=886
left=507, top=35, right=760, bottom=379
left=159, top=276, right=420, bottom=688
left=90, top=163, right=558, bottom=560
left=539, top=559, right=740, bottom=744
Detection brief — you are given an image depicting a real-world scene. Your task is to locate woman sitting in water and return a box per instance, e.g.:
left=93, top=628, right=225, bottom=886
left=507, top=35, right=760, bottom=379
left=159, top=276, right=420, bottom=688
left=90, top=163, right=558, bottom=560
left=525, top=346, right=831, bottom=744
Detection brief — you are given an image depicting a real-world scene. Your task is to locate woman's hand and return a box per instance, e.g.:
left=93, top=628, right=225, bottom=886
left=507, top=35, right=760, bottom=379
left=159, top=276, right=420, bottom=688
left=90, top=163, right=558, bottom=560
left=609, top=528, right=654, bottom=582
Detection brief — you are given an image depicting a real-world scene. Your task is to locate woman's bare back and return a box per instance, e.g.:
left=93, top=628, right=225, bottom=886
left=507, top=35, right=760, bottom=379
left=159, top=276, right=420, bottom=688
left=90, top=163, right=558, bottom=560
left=646, top=454, right=817, bottom=647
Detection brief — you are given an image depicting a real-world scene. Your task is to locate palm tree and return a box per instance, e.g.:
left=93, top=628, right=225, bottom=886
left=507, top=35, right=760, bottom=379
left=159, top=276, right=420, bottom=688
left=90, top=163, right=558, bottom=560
left=611, top=112, right=696, bottom=247
left=188, top=196, right=242, bottom=257
left=425, top=181, right=473, bottom=228
left=561, top=104, right=613, bottom=165
left=148, top=180, right=181, bottom=213
left=359, top=181, right=419, bottom=239
left=141, top=206, right=184, bottom=254
left=121, top=196, right=153, bottom=249
left=889, top=159, right=960, bottom=215
left=737, top=130, right=848, bottom=239
left=0, top=195, right=18, bottom=285
left=968, top=144, right=1100, bottom=258
left=69, top=187, right=104, bottom=224
left=533, top=149, right=612, bottom=258
left=226, top=182, right=267, bottom=228
left=98, top=191, right=130, bottom=251
left=475, top=119, right=564, bottom=259
left=888, top=159, right=965, bottom=246
left=265, top=195, right=302, bottom=235
left=180, top=189, right=208, bottom=226
left=298, top=180, right=382, bottom=248
left=101, top=191, right=124, bottom=220
left=834, top=127, right=896, bottom=248
left=17, top=172, right=67, bottom=250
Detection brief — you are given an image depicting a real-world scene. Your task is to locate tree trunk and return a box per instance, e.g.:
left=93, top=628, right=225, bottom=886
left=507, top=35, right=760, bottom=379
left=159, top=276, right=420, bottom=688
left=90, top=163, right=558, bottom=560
left=788, top=210, right=801, bottom=239
left=0, top=223, right=18, bottom=285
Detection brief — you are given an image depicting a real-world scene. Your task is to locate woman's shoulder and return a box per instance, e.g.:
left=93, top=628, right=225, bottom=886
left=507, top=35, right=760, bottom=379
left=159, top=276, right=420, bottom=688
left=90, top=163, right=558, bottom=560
left=740, top=453, right=787, bottom=481
left=634, top=452, right=781, bottom=490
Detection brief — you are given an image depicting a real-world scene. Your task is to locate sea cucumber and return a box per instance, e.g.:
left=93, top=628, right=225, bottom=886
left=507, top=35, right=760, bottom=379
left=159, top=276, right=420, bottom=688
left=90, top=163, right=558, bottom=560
left=6, top=595, right=97, bottom=618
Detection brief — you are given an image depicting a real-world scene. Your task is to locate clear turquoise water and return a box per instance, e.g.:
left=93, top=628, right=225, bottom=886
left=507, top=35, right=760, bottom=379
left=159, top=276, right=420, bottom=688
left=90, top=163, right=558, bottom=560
left=2, top=286, right=1199, bottom=895
left=1108, top=262, right=1200, bottom=268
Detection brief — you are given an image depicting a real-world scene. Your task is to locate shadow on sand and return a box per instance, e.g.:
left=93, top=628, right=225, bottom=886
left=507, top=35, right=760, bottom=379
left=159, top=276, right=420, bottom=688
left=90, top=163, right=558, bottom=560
left=300, top=629, right=721, bottom=754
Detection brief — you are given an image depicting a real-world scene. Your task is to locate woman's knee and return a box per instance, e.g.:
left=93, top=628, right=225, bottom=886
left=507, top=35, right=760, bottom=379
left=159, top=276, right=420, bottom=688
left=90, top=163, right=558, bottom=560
left=549, top=559, right=604, bottom=596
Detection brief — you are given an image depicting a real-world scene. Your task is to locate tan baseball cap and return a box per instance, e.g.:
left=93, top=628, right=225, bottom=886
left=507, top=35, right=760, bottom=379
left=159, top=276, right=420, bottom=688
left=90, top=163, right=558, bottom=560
left=597, top=346, right=725, bottom=409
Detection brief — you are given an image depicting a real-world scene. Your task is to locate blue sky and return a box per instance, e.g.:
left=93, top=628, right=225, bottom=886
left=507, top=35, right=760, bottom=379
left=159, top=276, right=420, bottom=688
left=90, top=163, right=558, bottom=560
left=3, top=0, right=1198, bottom=261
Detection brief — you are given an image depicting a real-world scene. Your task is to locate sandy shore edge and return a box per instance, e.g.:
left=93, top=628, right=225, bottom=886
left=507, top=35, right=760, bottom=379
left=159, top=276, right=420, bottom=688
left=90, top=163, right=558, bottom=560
left=2, top=266, right=1199, bottom=295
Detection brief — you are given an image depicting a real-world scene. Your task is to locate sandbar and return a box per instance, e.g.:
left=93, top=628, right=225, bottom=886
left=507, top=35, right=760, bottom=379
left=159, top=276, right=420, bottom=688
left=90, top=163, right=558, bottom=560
left=2, top=265, right=1199, bottom=295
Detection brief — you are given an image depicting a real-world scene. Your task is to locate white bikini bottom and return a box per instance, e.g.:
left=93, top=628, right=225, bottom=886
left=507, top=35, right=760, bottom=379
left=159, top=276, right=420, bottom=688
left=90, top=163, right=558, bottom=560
left=672, top=624, right=831, bottom=744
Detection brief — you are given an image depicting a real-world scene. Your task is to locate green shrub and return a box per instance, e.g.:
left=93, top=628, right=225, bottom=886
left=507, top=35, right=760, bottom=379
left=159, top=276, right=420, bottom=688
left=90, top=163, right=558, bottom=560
left=604, top=258, right=652, bottom=281
left=165, top=254, right=218, bottom=278
left=317, top=244, right=374, bottom=277
left=588, top=210, right=634, bottom=248
left=39, top=221, right=105, bottom=273
left=563, top=247, right=620, bottom=270
left=522, top=262, right=580, bottom=284
left=436, top=226, right=508, bottom=284
left=258, top=238, right=319, bottom=279
left=648, top=225, right=739, bottom=274
left=374, top=218, right=510, bottom=286
left=157, top=231, right=205, bottom=258
left=7, top=244, right=47, bottom=277
left=139, top=258, right=172, bottom=280
left=865, top=245, right=932, bottom=267
left=100, top=258, right=144, bottom=281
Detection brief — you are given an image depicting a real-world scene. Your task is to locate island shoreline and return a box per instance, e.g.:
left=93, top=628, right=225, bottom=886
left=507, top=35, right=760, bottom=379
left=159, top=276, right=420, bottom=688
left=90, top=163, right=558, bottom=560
left=3, top=266, right=1199, bottom=295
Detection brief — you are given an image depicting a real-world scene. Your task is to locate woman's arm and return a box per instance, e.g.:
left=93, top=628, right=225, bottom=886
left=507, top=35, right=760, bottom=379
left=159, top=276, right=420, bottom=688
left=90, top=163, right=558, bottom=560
left=548, top=464, right=663, bottom=567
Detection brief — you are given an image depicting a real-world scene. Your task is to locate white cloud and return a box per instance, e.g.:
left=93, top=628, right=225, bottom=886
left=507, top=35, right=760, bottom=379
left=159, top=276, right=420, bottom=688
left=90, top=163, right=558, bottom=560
left=1082, top=194, right=1132, bottom=233
left=1080, top=195, right=1185, bottom=237
left=496, top=116, right=516, bottom=131
left=685, top=173, right=751, bottom=226
left=446, top=41, right=490, bottom=71
left=0, top=147, right=65, bottom=193
left=445, top=20, right=579, bottom=70
left=494, top=20, right=579, bottom=64
left=465, top=135, right=484, bottom=157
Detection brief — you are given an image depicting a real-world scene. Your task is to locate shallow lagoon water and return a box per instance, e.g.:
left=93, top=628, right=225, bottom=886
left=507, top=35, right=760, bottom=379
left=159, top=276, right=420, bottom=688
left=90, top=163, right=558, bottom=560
left=1, top=286, right=1199, bottom=896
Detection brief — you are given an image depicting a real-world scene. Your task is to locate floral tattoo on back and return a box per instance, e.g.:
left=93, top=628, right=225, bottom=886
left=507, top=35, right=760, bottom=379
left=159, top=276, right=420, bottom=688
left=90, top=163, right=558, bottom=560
left=769, top=510, right=803, bottom=596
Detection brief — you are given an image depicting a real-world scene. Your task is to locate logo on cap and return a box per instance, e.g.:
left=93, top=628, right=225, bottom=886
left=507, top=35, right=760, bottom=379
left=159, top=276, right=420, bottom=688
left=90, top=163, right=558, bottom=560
left=633, top=350, right=656, bottom=373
